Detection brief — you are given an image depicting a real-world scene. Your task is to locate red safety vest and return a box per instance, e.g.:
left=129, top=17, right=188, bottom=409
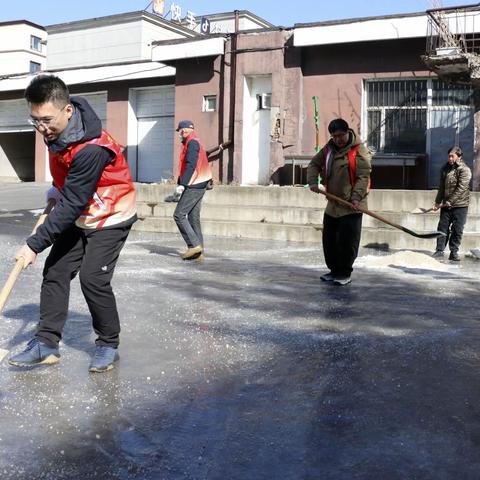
left=179, top=133, right=212, bottom=186
left=49, top=130, right=137, bottom=229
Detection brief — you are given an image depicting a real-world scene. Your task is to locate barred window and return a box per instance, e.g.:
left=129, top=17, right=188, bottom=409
left=366, top=80, right=427, bottom=154
left=365, top=79, right=473, bottom=155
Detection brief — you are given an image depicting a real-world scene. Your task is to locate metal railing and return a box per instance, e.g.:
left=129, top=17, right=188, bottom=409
left=426, top=3, right=480, bottom=55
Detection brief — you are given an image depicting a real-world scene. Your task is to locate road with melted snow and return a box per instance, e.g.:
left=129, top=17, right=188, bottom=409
left=0, top=183, right=479, bottom=479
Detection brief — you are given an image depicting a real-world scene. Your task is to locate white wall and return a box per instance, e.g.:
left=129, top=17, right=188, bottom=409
left=47, top=18, right=190, bottom=70
left=0, top=52, right=33, bottom=75
left=294, top=14, right=428, bottom=46
left=140, top=21, right=186, bottom=59
left=0, top=23, right=46, bottom=74
left=47, top=21, right=144, bottom=69
left=242, top=75, right=272, bottom=185
left=0, top=144, right=19, bottom=178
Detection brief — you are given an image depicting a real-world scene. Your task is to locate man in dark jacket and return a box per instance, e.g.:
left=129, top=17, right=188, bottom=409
left=432, top=146, right=471, bottom=261
left=9, top=75, right=137, bottom=372
left=173, top=120, right=212, bottom=260
left=307, top=118, right=371, bottom=285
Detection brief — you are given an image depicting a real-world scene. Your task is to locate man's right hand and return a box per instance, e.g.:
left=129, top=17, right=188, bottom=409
left=433, top=203, right=441, bottom=211
left=15, top=244, right=37, bottom=269
left=172, top=185, right=185, bottom=202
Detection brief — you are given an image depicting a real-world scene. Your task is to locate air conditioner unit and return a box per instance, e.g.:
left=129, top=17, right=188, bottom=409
left=256, top=93, right=271, bottom=110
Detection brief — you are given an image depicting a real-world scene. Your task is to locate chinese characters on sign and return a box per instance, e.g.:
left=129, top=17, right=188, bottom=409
left=152, top=0, right=165, bottom=16
left=185, top=10, right=196, bottom=29
left=157, top=2, right=231, bottom=33
left=210, top=23, right=232, bottom=34
left=169, top=2, right=197, bottom=30
left=170, top=2, right=182, bottom=22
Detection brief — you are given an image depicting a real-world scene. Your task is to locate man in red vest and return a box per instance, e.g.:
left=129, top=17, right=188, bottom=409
left=9, top=75, right=137, bottom=372
left=307, top=118, right=371, bottom=286
left=173, top=120, right=212, bottom=260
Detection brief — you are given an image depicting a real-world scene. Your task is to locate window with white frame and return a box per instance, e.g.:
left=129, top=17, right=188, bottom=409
left=30, top=35, right=42, bottom=52
left=365, top=79, right=472, bottom=154
left=202, top=95, right=217, bottom=112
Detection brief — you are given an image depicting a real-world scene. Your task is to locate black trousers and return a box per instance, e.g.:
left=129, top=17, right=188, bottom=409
left=35, top=224, right=131, bottom=348
left=322, top=213, right=363, bottom=278
left=173, top=186, right=207, bottom=248
left=436, top=206, right=468, bottom=254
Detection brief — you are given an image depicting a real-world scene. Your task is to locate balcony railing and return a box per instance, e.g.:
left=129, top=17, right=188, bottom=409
left=426, top=3, right=480, bottom=56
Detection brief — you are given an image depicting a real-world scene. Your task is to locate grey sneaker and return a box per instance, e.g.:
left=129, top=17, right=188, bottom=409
left=432, top=250, right=444, bottom=258
left=333, top=276, right=352, bottom=286
left=9, top=338, right=60, bottom=367
left=89, top=346, right=119, bottom=373
left=320, top=273, right=335, bottom=282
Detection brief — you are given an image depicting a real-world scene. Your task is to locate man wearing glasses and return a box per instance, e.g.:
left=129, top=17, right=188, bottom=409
left=307, top=118, right=371, bottom=286
left=9, top=75, right=137, bottom=372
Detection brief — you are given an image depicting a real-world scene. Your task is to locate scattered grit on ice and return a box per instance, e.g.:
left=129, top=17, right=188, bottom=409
left=358, top=251, right=449, bottom=271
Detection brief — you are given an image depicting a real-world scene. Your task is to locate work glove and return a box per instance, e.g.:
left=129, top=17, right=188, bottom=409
left=172, top=185, right=185, bottom=202
left=309, top=183, right=325, bottom=194
left=45, top=186, right=62, bottom=205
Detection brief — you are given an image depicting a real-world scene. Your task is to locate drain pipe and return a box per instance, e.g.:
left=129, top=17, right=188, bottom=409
left=226, top=10, right=240, bottom=182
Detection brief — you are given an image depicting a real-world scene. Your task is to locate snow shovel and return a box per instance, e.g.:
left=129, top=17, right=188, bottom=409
left=318, top=190, right=446, bottom=239
left=411, top=204, right=443, bottom=214
left=0, top=198, right=56, bottom=315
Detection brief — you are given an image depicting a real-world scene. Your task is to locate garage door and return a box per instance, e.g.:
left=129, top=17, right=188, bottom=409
left=0, top=93, right=107, bottom=132
left=0, top=99, right=32, bottom=132
left=77, top=92, right=107, bottom=125
left=134, top=86, right=175, bottom=182
left=0, top=99, right=35, bottom=180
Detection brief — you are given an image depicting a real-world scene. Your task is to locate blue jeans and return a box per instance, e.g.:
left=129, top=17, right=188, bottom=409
left=173, top=186, right=207, bottom=248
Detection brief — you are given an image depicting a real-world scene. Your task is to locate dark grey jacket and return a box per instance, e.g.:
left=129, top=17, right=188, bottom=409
left=435, top=160, right=471, bottom=208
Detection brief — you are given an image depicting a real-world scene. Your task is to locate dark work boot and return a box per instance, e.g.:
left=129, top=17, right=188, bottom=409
left=449, top=252, right=460, bottom=261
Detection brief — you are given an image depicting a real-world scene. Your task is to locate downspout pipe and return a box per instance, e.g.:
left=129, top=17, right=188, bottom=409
left=227, top=10, right=240, bottom=182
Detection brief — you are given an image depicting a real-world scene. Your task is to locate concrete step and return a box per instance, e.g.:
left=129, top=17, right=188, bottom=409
left=134, top=184, right=480, bottom=250
left=133, top=216, right=480, bottom=251
left=135, top=183, right=480, bottom=214
left=137, top=201, right=325, bottom=225
left=137, top=201, right=480, bottom=232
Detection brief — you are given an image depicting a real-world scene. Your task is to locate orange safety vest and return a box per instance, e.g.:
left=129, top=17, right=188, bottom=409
left=49, top=130, right=137, bottom=229
left=179, top=133, right=212, bottom=186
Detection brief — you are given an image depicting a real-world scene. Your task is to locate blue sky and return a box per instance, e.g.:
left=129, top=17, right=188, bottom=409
left=3, top=0, right=467, bottom=27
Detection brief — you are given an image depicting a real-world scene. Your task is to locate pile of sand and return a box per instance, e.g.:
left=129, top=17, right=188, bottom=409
left=470, top=248, right=480, bottom=260
left=359, top=251, right=449, bottom=271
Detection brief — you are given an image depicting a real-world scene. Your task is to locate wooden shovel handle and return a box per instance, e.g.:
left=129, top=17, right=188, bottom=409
left=0, top=199, right=56, bottom=313
left=318, top=190, right=445, bottom=239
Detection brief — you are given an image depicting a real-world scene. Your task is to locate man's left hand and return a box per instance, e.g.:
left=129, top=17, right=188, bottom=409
left=15, top=245, right=37, bottom=269
left=351, top=199, right=360, bottom=211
